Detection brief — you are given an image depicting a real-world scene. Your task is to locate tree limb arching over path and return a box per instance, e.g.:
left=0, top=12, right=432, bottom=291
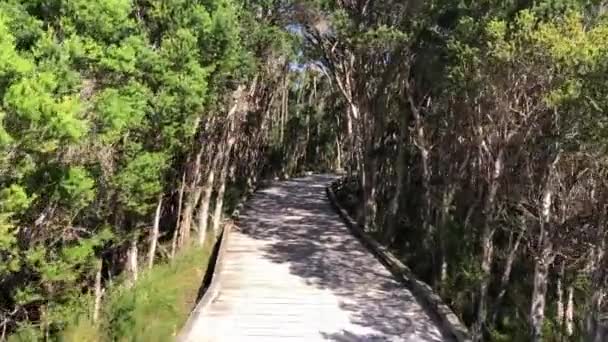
left=181, top=175, right=452, bottom=341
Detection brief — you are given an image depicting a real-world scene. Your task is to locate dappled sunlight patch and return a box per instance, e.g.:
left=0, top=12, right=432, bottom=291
left=203, top=175, right=450, bottom=341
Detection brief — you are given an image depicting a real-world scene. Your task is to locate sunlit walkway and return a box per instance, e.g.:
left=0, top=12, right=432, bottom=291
left=181, top=175, right=451, bottom=341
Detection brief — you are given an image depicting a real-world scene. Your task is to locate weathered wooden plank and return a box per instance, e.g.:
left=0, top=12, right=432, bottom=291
left=179, top=175, right=452, bottom=342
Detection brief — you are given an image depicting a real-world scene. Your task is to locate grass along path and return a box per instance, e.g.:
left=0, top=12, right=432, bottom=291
left=59, top=245, right=212, bottom=342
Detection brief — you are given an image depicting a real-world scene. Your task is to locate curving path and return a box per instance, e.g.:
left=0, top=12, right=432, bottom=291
left=181, top=175, right=452, bottom=341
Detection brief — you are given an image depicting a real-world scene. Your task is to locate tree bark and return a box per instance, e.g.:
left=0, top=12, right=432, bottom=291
left=530, top=254, right=552, bottom=342
left=556, top=261, right=565, bottom=335
left=211, top=136, right=237, bottom=238
left=361, top=143, right=378, bottom=231
left=493, top=225, right=524, bottom=321
left=566, top=285, right=574, bottom=337
left=171, top=172, right=186, bottom=258
left=473, top=148, right=504, bottom=342
left=148, top=196, right=162, bottom=270
left=179, top=186, right=202, bottom=248
left=587, top=227, right=606, bottom=342
left=405, top=78, right=431, bottom=243
left=336, top=134, right=343, bottom=171
left=197, top=148, right=222, bottom=245
left=347, top=103, right=359, bottom=174
left=438, top=187, right=456, bottom=290
left=179, top=145, right=205, bottom=248
left=530, top=154, right=559, bottom=342
left=126, top=237, right=138, bottom=287
left=384, top=108, right=409, bottom=243
left=280, top=74, right=288, bottom=144
left=93, top=259, right=103, bottom=323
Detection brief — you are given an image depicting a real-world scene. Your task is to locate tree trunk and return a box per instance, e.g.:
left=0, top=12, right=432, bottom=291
left=585, top=190, right=607, bottom=341
left=493, top=225, right=524, bottom=321
left=473, top=148, right=504, bottom=342
left=347, top=103, right=359, bottom=174
left=179, top=187, right=203, bottom=248
left=566, top=285, right=574, bottom=337
left=384, top=109, right=409, bottom=243
left=211, top=165, right=229, bottom=239
left=171, top=172, right=186, bottom=258
left=405, top=79, right=431, bottom=244
left=280, top=74, right=288, bottom=144
left=197, top=149, right=222, bottom=245
left=148, top=196, right=162, bottom=270
left=587, top=237, right=606, bottom=341
left=179, top=146, right=206, bottom=248
left=437, top=187, right=456, bottom=291
left=336, top=134, right=343, bottom=171
left=361, top=148, right=378, bottom=231
left=530, top=254, right=552, bottom=342
left=126, top=237, right=138, bottom=287
left=530, top=155, right=559, bottom=342
left=1, top=315, right=6, bottom=341
left=93, top=259, right=103, bottom=323
left=556, top=261, right=565, bottom=335
left=212, top=137, right=237, bottom=238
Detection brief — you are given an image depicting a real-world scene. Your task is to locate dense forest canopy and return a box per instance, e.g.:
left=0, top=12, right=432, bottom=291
left=1, top=0, right=608, bottom=341
left=296, top=0, right=608, bottom=341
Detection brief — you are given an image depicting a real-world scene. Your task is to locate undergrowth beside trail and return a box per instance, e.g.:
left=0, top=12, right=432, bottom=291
left=9, top=245, right=211, bottom=342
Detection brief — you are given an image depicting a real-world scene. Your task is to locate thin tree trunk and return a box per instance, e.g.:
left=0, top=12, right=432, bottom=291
left=384, top=109, right=409, bottom=243
left=438, top=187, right=456, bottom=291
left=473, top=148, right=504, bottom=342
left=347, top=103, right=358, bottom=174
left=211, top=112, right=236, bottom=238
left=588, top=289, right=606, bottom=342
left=126, top=237, right=138, bottom=287
left=197, top=149, right=222, bottom=245
left=92, top=259, right=103, bottom=323
left=212, top=128, right=237, bottom=238
left=405, top=79, right=431, bottom=242
left=566, top=285, right=574, bottom=337
left=494, top=225, right=524, bottom=321
left=171, top=172, right=186, bottom=258
left=586, top=187, right=607, bottom=341
left=179, top=147, right=205, bottom=248
left=530, top=252, right=553, bottom=342
left=179, top=187, right=202, bottom=248
left=280, top=75, right=287, bottom=144
left=196, top=202, right=209, bottom=246
left=587, top=236, right=606, bottom=341
left=556, top=261, right=565, bottom=335
left=530, top=154, right=559, bottom=342
left=148, top=196, right=162, bottom=270
left=336, top=135, right=343, bottom=171
left=1, top=316, right=6, bottom=341
left=361, top=138, right=378, bottom=231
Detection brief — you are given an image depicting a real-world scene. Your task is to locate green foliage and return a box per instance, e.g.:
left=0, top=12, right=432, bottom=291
left=0, top=184, right=30, bottom=275
left=0, top=0, right=268, bottom=337
left=114, top=152, right=167, bottom=216
left=64, top=0, right=134, bottom=42
left=94, top=82, right=150, bottom=143
left=307, top=0, right=608, bottom=340
left=49, top=245, right=211, bottom=342
left=59, top=167, right=96, bottom=210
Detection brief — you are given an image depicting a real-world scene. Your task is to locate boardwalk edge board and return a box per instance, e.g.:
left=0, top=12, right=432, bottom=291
left=326, top=180, right=472, bottom=342
left=177, top=181, right=262, bottom=341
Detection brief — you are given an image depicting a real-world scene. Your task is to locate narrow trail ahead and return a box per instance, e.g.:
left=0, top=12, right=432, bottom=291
left=181, top=175, right=451, bottom=341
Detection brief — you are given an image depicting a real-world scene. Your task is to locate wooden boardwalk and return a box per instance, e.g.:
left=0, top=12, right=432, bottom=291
left=180, top=175, right=451, bottom=341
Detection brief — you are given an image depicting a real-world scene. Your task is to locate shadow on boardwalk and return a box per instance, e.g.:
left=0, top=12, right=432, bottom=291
left=235, top=174, right=452, bottom=341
